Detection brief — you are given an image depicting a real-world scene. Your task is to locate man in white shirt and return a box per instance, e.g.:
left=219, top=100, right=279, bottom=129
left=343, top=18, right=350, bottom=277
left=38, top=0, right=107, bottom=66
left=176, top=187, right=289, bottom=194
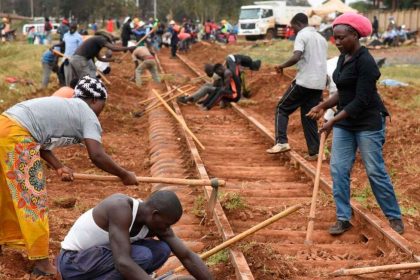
left=267, top=13, right=327, bottom=161
left=57, top=191, right=213, bottom=280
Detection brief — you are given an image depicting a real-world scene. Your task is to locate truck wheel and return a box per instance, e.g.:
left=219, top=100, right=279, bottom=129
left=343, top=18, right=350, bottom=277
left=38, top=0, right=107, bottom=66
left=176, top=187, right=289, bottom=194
left=265, top=29, right=275, bottom=40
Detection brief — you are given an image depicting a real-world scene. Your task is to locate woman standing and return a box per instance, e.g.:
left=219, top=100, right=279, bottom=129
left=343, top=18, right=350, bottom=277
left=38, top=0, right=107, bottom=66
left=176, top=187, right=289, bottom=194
left=307, top=13, right=404, bottom=235
left=0, top=76, right=138, bottom=276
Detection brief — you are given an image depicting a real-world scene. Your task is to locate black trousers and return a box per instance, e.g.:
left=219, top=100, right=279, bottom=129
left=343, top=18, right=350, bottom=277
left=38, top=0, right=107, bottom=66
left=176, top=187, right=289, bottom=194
left=275, top=81, right=322, bottom=156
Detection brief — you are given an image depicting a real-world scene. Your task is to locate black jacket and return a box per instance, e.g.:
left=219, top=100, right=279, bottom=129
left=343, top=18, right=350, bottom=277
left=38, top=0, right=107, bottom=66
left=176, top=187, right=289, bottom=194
left=333, top=46, right=388, bottom=131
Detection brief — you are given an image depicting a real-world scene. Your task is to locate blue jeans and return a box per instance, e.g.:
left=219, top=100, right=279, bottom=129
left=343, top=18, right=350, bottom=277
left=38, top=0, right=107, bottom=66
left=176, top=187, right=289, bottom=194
left=330, top=118, right=401, bottom=221
left=58, top=239, right=171, bottom=280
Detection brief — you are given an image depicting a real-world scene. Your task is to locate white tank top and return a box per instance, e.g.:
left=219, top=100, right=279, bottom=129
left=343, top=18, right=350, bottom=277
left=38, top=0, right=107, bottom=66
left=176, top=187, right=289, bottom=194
left=61, top=198, right=149, bottom=251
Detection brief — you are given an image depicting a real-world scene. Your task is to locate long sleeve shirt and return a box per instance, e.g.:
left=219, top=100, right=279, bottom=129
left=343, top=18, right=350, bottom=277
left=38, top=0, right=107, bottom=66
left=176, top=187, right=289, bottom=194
left=333, top=46, right=388, bottom=131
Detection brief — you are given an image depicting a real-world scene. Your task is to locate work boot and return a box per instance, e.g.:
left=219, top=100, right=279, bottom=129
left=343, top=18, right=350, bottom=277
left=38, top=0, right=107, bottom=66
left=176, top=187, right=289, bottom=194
left=251, top=59, right=261, bottom=71
left=329, top=220, right=352, bottom=235
left=266, top=143, right=291, bottom=154
left=389, top=219, right=404, bottom=234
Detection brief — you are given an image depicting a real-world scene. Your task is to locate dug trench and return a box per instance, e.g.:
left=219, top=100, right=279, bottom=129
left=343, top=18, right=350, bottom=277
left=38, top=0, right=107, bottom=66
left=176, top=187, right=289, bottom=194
left=156, top=45, right=418, bottom=279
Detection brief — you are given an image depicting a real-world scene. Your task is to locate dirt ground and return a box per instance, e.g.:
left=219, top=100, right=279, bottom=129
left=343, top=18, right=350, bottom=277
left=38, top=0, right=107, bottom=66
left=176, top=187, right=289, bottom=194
left=184, top=41, right=420, bottom=252
left=1, top=40, right=419, bottom=279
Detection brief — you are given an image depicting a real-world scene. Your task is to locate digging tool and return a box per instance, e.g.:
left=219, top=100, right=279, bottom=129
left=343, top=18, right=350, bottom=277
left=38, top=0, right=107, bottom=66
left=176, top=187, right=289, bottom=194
left=151, top=89, right=205, bottom=150
left=304, top=132, right=327, bottom=245
left=331, top=262, right=420, bottom=277
left=73, top=173, right=224, bottom=186
left=156, top=203, right=303, bottom=279
left=205, top=179, right=219, bottom=219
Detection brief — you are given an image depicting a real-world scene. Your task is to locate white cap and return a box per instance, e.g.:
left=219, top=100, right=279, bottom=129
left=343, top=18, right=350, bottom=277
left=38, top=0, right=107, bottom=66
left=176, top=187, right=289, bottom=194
left=169, top=20, right=175, bottom=25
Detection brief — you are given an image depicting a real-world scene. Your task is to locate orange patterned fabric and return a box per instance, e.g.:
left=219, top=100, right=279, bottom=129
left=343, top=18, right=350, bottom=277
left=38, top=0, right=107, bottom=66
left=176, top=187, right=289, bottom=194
left=0, top=115, right=49, bottom=260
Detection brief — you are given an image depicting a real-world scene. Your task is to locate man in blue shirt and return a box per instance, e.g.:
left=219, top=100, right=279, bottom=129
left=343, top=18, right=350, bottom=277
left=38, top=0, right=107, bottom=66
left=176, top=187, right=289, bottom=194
left=53, top=22, right=83, bottom=86
left=41, top=48, right=59, bottom=88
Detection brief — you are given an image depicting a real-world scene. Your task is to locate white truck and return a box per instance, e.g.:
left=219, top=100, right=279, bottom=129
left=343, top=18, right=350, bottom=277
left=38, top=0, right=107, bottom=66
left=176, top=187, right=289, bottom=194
left=238, top=0, right=311, bottom=40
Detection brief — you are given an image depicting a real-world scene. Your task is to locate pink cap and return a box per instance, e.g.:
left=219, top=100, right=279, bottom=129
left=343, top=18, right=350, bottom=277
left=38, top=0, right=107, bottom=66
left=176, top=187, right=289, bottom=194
left=333, top=13, right=372, bottom=37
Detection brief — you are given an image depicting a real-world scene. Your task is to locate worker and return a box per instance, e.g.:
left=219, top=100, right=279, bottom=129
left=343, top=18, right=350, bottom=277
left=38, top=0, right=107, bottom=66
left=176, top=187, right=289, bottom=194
left=168, top=20, right=180, bottom=58
left=266, top=13, right=327, bottom=161
left=306, top=13, right=404, bottom=235
left=52, top=22, right=83, bottom=86
left=132, top=46, right=160, bottom=86
left=106, top=18, right=114, bottom=33
left=57, top=191, right=213, bottom=280
left=69, top=31, right=135, bottom=81
left=41, top=47, right=60, bottom=88
left=0, top=76, right=138, bottom=276
left=121, top=17, right=132, bottom=47
left=57, top=18, right=70, bottom=42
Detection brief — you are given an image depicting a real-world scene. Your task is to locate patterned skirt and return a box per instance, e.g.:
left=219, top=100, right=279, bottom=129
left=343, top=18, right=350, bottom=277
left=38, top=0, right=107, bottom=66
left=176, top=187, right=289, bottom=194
left=0, top=115, right=49, bottom=259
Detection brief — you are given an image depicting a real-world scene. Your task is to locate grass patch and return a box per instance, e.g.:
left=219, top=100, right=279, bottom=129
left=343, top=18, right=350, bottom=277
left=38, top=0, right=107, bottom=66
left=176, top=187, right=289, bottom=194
left=0, top=42, right=48, bottom=111
left=192, top=194, right=206, bottom=218
left=219, top=192, right=247, bottom=212
left=351, top=184, right=373, bottom=207
left=232, top=40, right=340, bottom=66
left=400, top=205, right=419, bottom=217
left=206, top=249, right=229, bottom=266
left=380, top=64, right=420, bottom=87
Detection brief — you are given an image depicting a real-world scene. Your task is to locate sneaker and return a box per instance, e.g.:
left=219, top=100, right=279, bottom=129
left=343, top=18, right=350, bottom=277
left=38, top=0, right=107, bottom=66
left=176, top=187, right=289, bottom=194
left=266, top=143, right=291, bottom=154
left=329, top=220, right=352, bottom=235
left=304, top=153, right=318, bottom=161
left=389, top=219, right=404, bottom=234
left=177, top=96, right=188, bottom=105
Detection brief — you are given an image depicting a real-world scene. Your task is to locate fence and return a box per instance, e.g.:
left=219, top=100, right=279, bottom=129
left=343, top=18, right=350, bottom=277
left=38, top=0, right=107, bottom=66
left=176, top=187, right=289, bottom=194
left=365, top=9, right=420, bottom=32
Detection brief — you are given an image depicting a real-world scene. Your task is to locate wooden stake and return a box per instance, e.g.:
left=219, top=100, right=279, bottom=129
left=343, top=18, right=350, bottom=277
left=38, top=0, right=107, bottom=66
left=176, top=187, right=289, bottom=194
left=165, top=204, right=303, bottom=275
left=331, top=262, right=420, bottom=277
left=151, top=89, right=205, bottom=150
left=73, top=173, right=224, bottom=186
left=305, top=132, right=327, bottom=245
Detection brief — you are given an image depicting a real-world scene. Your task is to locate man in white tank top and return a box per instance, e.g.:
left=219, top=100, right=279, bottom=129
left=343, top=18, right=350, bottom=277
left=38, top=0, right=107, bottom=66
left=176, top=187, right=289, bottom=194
left=57, top=190, right=213, bottom=280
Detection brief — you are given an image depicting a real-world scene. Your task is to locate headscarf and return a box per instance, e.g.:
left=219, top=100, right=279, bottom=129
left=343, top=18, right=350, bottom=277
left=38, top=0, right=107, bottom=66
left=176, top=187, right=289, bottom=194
left=74, top=76, right=108, bottom=100
left=332, top=13, right=372, bottom=38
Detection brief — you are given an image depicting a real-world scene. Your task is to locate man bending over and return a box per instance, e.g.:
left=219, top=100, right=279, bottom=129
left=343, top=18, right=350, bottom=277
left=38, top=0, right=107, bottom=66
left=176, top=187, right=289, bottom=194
left=58, top=191, right=213, bottom=280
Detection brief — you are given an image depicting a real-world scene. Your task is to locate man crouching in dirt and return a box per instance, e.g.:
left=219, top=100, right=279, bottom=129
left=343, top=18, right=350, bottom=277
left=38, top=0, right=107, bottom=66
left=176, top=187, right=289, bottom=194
left=57, top=190, right=213, bottom=280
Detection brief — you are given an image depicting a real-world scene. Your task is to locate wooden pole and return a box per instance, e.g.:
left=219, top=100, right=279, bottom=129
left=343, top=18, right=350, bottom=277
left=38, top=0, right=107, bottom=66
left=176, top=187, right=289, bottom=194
left=96, top=70, right=111, bottom=85
left=120, top=29, right=155, bottom=60
left=143, top=88, right=195, bottom=115
left=171, top=203, right=303, bottom=274
left=73, top=173, right=224, bottom=186
left=305, top=132, right=326, bottom=245
left=138, top=85, right=192, bottom=105
left=331, top=262, right=420, bottom=277
left=151, top=89, right=205, bottom=150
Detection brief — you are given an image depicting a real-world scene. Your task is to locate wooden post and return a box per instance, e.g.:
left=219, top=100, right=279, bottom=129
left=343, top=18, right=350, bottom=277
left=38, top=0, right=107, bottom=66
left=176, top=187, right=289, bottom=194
left=73, top=173, right=224, bottom=186
left=169, top=204, right=303, bottom=274
left=331, top=262, right=420, bottom=277
left=143, top=87, right=195, bottom=115
left=305, top=132, right=327, bottom=245
left=151, top=89, right=205, bottom=150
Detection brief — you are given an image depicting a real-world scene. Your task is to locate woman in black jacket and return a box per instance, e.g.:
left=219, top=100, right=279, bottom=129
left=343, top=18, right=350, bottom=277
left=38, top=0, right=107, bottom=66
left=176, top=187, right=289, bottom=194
left=307, top=13, right=404, bottom=236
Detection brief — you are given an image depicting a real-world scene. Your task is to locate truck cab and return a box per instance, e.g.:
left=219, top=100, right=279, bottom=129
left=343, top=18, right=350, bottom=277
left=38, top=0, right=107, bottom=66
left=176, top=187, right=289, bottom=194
left=239, top=5, right=278, bottom=40
left=238, top=0, right=310, bottom=40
